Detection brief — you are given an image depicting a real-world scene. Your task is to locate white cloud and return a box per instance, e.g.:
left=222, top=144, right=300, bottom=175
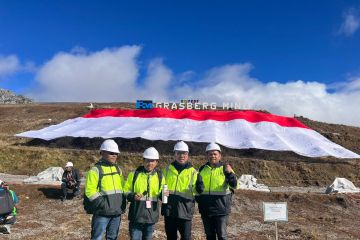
left=0, top=55, right=20, bottom=77
left=141, top=58, right=172, bottom=101
left=341, top=77, right=360, bottom=92
left=338, top=8, right=360, bottom=36
left=31, top=46, right=360, bottom=127
left=32, top=46, right=175, bottom=102
left=172, top=64, right=360, bottom=126
left=32, top=46, right=142, bottom=102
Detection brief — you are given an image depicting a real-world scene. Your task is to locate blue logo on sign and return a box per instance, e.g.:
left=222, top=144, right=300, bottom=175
left=136, top=100, right=153, bottom=109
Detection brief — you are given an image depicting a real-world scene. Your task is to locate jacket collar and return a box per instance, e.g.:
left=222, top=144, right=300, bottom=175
left=206, top=161, right=224, bottom=169
left=171, top=160, right=192, bottom=172
left=98, top=159, right=117, bottom=166
left=135, top=166, right=157, bottom=175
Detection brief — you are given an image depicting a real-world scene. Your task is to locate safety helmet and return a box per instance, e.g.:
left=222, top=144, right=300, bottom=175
left=65, top=161, right=73, bottom=168
left=206, top=142, right=221, bottom=152
left=174, top=141, right=189, bottom=152
left=0, top=179, right=3, bottom=185
left=143, top=147, right=159, bottom=160
left=100, top=139, right=120, bottom=153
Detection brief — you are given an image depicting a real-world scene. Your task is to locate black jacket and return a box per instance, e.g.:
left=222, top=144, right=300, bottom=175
left=196, top=162, right=237, bottom=217
left=62, top=168, right=81, bottom=188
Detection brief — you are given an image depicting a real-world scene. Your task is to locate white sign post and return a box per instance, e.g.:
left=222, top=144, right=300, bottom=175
left=263, top=202, right=288, bottom=240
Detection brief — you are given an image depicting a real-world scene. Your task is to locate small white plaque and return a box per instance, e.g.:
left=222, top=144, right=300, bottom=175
left=263, top=202, right=288, bottom=222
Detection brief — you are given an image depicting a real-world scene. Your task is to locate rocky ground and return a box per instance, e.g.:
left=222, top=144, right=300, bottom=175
left=1, top=184, right=360, bottom=240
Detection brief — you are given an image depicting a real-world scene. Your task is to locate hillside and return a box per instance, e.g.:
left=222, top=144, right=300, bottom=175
left=1, top=103, right=360, bottom=240
left=1, top=103, right=360, bottom=187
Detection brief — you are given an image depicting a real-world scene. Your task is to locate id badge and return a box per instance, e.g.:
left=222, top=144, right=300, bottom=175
left=146, top=200, right=152, bottom=209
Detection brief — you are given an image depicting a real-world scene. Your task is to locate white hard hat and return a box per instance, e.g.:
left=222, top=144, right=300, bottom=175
left=0, top=179, right=3, bottom=185
left=143, top=147, right=159, bottom=160
left=206, top=142, right=221, bottom=152
left=174, top=141, right=189, bottom=152
left=65, top=162, right=73, bottom=168
left=100, top=139, right=120, bottom=153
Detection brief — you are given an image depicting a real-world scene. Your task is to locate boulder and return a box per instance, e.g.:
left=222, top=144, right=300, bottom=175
left=237, top=174, right=270, bottom=192
left=23, top=167, right=64, bottom=185
left=325, top=177, right=360, bottom=194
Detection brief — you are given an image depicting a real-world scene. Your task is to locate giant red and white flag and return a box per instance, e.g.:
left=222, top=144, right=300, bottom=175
left=16, top=108, right=360, bottom=158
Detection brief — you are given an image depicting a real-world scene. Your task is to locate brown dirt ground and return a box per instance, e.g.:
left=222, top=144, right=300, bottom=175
left=2, top=184, right=360, bottom=240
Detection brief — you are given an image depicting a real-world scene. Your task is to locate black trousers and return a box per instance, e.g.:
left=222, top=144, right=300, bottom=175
left=164, top=216, right=192, bottom=240
left=61, top=182, right=80, bottom=198
left=201, top=215, right=228, bottom=240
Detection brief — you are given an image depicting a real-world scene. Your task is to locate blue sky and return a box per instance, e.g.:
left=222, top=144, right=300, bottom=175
left=1, top=1, right=360, bottom=126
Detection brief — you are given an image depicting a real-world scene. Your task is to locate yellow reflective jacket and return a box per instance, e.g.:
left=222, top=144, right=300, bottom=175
left=197, top=162, right=237, bottom=217
left=124, top=166, right=165, bottom=223
left=161, top=161, right=202, bottom=220
left=85, top=160, right=125, bottom=216
left=200, top=164, right=231, bottom=195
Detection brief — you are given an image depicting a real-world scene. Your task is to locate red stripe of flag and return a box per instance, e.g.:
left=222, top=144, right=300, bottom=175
left=82, top=108, right=309, bottom=129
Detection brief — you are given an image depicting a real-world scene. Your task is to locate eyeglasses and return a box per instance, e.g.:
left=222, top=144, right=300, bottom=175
left=176, top=151, right=188, bottom=156
left=106, top=152, right=119, bottom=156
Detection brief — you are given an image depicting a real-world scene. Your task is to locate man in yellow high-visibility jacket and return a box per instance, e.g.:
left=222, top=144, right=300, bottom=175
left=124, top=147, right=165, bottom=240
left=85, top=139, right=125, bottom=240
left=196, top=143, right=237, bottom=240
left=162, top=141, right=204, bottom=240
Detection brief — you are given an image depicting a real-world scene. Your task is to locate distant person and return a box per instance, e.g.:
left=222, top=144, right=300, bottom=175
left=196, top=143, right=237, bottom=240
left=124, top=147, right=165, bottom=240
left=162, top=141, right=204, bottom=240
left=61, top=161, right=81, bottom=201
left=84, top=139, right=126, bottom=240
left=0, top=180, right=19, bottom=234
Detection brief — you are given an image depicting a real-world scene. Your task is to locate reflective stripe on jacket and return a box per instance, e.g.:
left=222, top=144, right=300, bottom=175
left=124, top=167, right=165, bottom=223
left=161, top=162, right=198, bottom=220
left=85, top=160, right=125, bottom=216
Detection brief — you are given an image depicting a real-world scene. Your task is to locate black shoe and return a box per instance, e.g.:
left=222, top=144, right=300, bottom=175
left=3, top=225, right=10, bottom=234
left=0, top=225, right=10, bottom=234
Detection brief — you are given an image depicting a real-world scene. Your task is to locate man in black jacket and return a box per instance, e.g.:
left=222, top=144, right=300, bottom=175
left=196, top=143, right=237, bottom=240
left=61, top=161, right=81, bottom=201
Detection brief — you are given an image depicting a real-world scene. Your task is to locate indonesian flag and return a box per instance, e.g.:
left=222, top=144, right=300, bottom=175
left=16, top=108, right=359, bottom=158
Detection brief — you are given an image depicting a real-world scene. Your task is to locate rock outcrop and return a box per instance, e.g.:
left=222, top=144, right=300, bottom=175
left=0, top=88, right=32, bottom=104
